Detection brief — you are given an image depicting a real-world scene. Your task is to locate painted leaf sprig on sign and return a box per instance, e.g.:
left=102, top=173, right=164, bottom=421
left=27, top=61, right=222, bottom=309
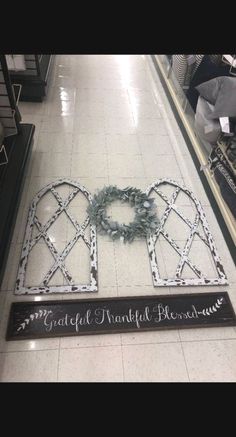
left=198, top=298, right=224, bottom=316
left=17, top=310, right=52, bottom=331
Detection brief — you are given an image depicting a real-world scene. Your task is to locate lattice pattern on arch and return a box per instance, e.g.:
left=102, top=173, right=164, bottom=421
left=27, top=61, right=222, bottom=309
left=145, top=178, right=228, bottom=287
left=15, top=179, right=97, bottom=295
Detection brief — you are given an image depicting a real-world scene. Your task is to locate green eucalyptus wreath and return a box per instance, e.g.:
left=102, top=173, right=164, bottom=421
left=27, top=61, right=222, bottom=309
left=87, top=185, right=159, bottom=243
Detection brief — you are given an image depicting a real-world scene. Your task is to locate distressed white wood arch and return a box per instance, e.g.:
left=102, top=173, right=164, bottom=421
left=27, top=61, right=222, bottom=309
left=15, top=179, right=97, bottom=295
left=146, top=178, right=228, bottom=287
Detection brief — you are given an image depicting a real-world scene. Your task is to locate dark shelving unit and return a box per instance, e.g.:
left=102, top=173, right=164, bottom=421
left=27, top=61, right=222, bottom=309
left=0, top=124, right=35, bottom=287
left=0, top=56, right=35, bottom=287
left=9, top=55, right=53, bottom=102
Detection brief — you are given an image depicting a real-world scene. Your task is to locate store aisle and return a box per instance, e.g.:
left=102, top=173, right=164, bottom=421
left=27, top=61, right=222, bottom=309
left=0, top=55, right=235, bottom=382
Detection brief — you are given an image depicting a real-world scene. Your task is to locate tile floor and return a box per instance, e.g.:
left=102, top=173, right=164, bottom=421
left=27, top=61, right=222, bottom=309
left=0, top=55, right=235, bottom=382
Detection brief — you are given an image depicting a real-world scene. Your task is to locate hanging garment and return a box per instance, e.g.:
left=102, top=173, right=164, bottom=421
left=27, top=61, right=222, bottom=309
left=195, top=96, right=221, bottom=147
left=6, top=55, right=26, bottom=71
left=171, top=55, right=204, bottom=88
left=186, top=55, right=232, bottom=112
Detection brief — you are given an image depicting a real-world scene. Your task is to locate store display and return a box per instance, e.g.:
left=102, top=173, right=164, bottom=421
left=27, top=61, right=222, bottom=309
left=87, top=185, right=159, bottom=243
left=15, top=179, right=98, bottom=295
left=1, top=53, right=235, bottom=383
left=6, top=292, right=236, bottom=340
left=146, top=178, right=228, bottom=287
left=15, top=177, right=227, bottom=295
left=155, top=54, right=236, bottom=256
left=0, top=55, right=19, bottom=137
left=193, top=72, right=236, bottom=218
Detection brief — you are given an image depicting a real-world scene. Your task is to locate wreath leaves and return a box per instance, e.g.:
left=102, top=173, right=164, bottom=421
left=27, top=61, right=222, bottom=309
left=87, top=185, right=159, bottom=243
left=17, top=310, right=52, bottom=332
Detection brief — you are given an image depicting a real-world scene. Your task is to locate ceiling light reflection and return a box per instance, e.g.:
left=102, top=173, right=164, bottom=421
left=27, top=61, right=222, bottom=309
left=34, top=297, right=42, bottom=302
left=30, top=341, right=36, bottom=349
left=116, top=56, right=139, bottom=126
left=59, top=87, right=69, bottom=101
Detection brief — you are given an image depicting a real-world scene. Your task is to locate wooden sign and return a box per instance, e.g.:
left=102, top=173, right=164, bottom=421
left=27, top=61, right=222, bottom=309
left=6, top=292, right=236, bottom=340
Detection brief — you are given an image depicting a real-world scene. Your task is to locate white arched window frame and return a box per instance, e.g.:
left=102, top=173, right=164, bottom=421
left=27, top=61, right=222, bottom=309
left=146, top=178, right=228, bottom=287
left=15, top=179, right=97, bottom=295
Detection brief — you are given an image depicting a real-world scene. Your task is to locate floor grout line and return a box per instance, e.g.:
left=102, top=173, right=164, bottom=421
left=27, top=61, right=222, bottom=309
left=0, top=348, right=59, bottom=355
left=120, top=340, right=126, bottom=382
left=0, top=335, right=236, bottom=355
left=180, top=340, right=191, bottom=382
left=56, top=339, right=61, bottom=382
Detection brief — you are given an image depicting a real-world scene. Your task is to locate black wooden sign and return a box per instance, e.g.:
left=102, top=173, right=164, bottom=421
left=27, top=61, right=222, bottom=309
left=6, top=292, right=236, bottom=340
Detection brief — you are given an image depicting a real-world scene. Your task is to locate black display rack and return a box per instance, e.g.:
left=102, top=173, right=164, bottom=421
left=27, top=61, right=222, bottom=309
left=0, top=55, right=35, bottom=287
left=9, top=55, right=53, bottom=102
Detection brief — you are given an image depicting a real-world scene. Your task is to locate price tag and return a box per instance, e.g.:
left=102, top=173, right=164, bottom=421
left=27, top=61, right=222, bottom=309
left=219, top=117, right=230, bottom=134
